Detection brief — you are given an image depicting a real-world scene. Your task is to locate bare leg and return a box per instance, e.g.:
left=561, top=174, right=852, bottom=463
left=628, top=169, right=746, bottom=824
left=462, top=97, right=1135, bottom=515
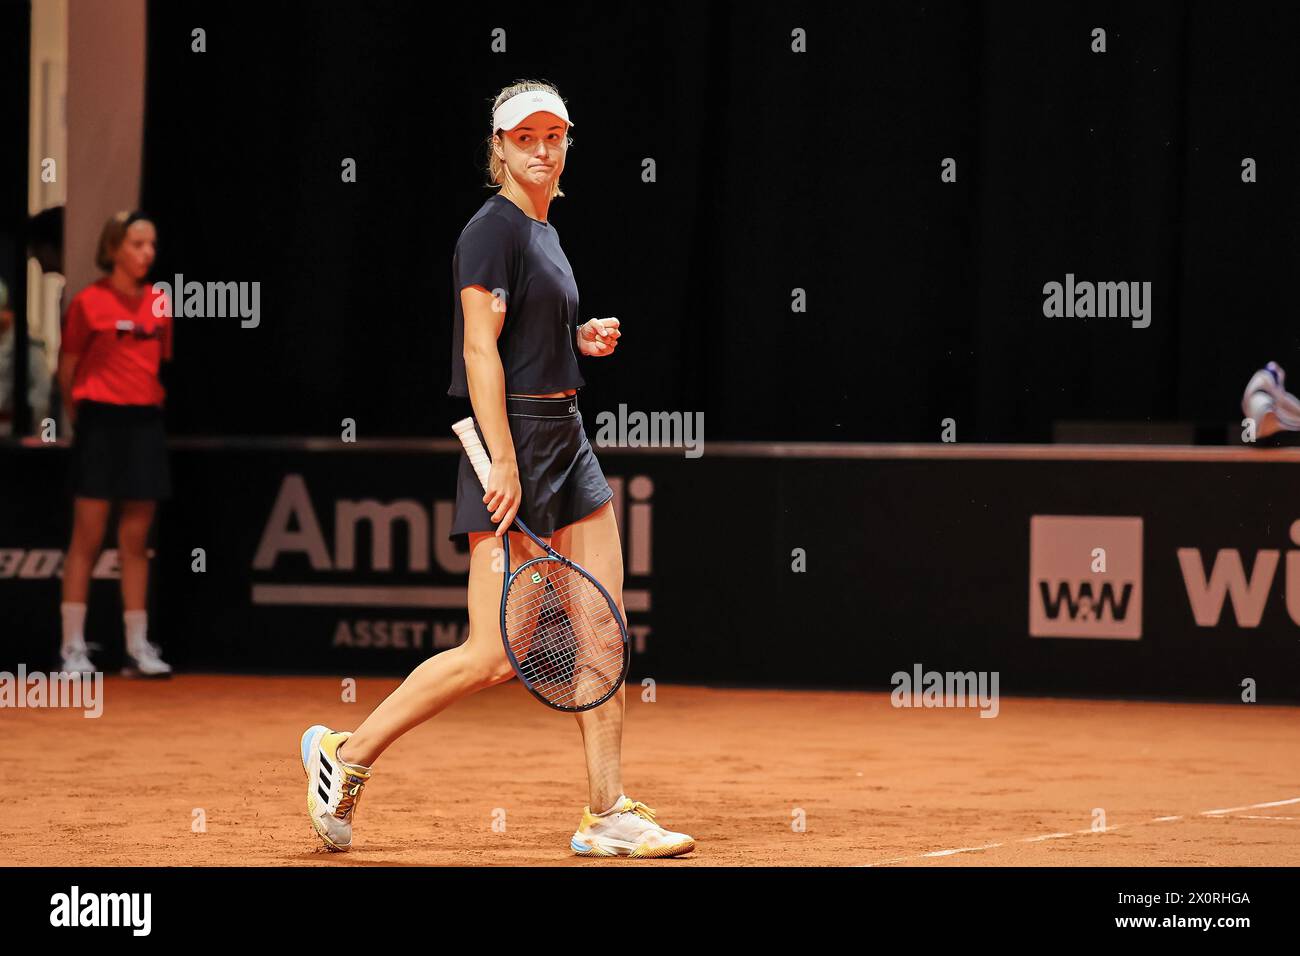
left=342, top=529, right=547, bottom=766
left=554, top=500, right=627, bottom=813
left=117, top=500, right=155, bottom=612
left=61, top=497, right=111, bottom=604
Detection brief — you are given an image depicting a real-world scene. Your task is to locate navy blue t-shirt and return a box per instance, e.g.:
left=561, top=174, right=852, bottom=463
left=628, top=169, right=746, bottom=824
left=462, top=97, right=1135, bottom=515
left=447, top=194, right=584, bottom=397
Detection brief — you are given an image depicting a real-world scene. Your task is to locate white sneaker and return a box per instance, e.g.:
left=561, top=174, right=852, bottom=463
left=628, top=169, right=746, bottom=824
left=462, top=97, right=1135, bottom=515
left=571, top=796, right=696, bottom=858
left=60, top=641, right=97, bottom=675
left=123, top=641, right=173, bottom=678
left=1242, top=361, right=1300, bottom=439
left=300, top=725, right=372, bottom=852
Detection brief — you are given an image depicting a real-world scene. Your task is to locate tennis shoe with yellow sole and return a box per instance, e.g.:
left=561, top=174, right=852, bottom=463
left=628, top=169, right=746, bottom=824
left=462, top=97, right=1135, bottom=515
left=570, top=795, right=695, bottom=858
left=300, top=725, right=371, bottom=852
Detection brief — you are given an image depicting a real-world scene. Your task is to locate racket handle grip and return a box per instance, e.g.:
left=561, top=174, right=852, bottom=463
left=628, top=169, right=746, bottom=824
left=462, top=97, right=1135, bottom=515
left=452, top=417, right=494, bottom=490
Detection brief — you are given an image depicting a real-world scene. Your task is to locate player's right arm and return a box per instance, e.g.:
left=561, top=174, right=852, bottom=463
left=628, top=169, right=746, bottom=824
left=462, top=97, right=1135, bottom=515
left=462, top=284, right=521, bottom=535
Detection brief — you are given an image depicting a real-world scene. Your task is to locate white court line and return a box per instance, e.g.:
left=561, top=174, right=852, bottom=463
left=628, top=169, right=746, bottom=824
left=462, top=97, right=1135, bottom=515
left=1202, top=797, right=1300, bottom=816
left=861, top=796, right=1300, bottom=866
left=1236, top=815, right=1299, bottom=821
left=922, top=843, right=1004, bottom=857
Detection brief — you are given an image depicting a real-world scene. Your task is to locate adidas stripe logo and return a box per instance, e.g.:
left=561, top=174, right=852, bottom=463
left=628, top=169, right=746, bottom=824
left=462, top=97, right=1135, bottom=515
left=317, top=750, right=333, bottom=803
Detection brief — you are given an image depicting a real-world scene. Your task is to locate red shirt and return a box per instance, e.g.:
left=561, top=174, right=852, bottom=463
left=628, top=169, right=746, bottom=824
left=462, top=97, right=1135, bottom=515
left=61, top=278, right=173, bottom=406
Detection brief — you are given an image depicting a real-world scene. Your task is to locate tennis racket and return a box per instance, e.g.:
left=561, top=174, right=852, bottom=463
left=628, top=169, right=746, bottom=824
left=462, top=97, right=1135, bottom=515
left=452, top=416, right=630, bottom=712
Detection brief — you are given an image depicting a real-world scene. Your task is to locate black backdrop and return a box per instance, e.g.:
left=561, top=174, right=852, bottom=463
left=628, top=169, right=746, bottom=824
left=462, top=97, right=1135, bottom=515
left=138, top=1, right=1300, bottom=442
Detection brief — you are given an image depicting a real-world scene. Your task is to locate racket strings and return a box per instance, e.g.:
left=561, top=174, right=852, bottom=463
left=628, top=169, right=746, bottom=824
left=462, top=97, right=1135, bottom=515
left=504, top=560, right=625, bottom=708
left=509, top=595, right=619, bottom=668
left=506, top=571, right=621, bottom=667
left=506, top=568, right=622, bottom=649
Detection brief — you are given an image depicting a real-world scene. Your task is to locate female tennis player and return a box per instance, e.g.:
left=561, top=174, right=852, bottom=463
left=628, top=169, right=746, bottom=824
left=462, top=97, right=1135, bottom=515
left=57, top=211, right=173, bottom=678
left=300, top=80, right=695, bottom=858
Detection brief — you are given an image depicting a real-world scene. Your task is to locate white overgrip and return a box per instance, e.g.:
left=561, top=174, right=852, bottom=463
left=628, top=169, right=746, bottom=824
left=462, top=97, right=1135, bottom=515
left=451, top=417, right=494, bottom=490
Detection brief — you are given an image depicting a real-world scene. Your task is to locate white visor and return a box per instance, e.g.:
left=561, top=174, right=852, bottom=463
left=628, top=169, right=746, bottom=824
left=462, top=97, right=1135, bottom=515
left=493, top=89, right=573, bottom=132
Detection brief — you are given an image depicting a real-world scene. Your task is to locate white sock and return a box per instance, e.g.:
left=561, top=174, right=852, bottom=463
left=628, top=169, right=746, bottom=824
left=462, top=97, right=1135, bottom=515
left=60, top=602, right=87, bottom=655
left=124, top=609, right=149, bottom=655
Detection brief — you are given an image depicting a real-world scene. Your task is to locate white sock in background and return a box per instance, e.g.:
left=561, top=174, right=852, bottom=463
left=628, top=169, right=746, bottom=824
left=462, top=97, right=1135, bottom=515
left=60, top=602, right=87, bottom=655
left=124, top=609, right=149, bottom=656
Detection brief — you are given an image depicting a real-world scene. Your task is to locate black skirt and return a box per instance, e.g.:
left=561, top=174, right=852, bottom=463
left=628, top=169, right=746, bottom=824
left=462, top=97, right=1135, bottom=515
left=69, top=400, right=172, bottom=501
left=449, top=394, right=613, bottom=543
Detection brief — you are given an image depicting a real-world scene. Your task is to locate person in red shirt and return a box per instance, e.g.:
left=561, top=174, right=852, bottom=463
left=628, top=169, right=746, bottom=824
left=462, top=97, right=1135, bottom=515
left=57, top=211, right=173, bottom=678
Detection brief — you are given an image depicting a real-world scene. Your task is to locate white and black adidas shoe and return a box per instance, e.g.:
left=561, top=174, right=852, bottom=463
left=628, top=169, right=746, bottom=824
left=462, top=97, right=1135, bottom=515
left=300, top=725, right=372, bottom=851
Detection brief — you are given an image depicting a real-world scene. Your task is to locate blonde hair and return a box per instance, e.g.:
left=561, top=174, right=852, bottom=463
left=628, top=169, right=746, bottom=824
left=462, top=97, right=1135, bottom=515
left=95, top=210, right=153, bottom=272
left=485, top=79, right=573, bottom=200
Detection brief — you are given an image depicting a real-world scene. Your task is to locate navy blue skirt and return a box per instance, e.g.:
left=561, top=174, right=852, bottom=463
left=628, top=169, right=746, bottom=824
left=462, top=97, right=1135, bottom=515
left=68, top=400, right=172, bottom=501
left=449, top=394, right=613, bottom=543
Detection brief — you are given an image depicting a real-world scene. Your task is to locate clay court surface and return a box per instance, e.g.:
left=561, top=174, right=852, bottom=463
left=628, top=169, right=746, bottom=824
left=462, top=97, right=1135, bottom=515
left=3, top=675, right=1296, bottom=866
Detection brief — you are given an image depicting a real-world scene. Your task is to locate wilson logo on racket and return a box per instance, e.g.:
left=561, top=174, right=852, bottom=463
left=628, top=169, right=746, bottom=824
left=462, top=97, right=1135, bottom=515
left=531, top=571, right=543, bottom=584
